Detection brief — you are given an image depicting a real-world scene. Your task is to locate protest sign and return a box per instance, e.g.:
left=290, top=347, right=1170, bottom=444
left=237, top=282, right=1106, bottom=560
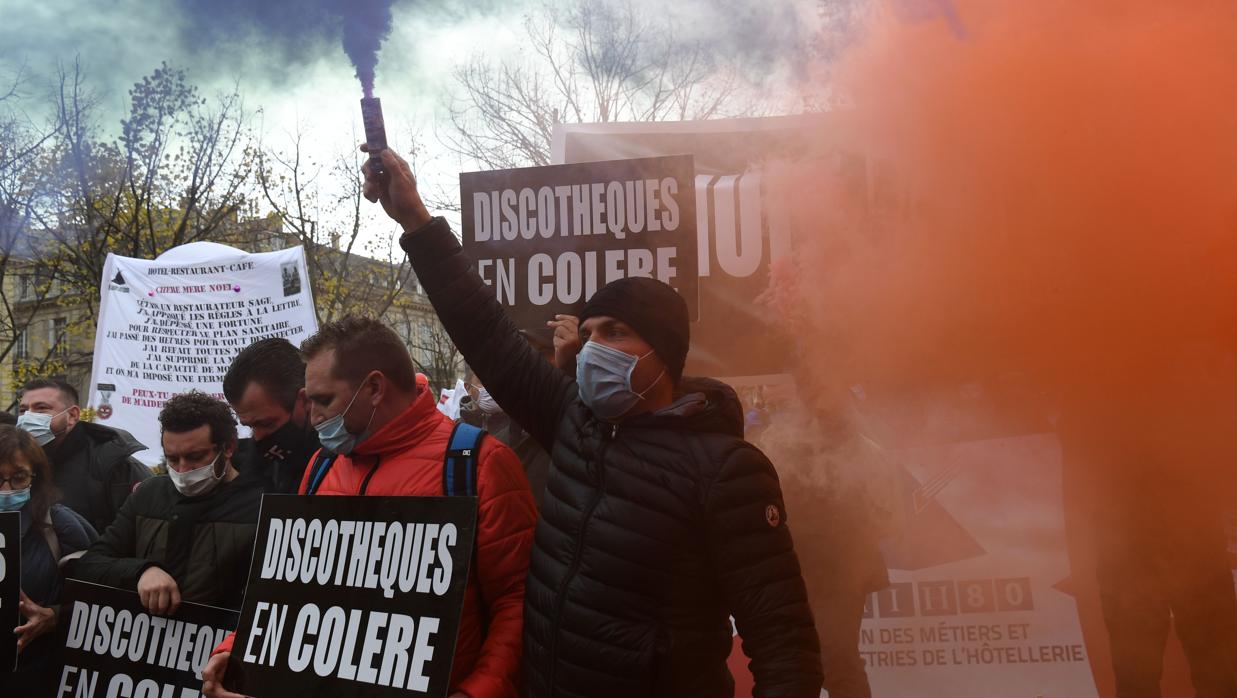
left=857, top=433, right=1098, bottom=697
left=88, top=242, right=318, bottom=465
left=226, top=495, right=478, bottom=697
left=460, top=155, right=698, bottom=329
left=0, top=511, right=18, bottom=675
left=553, top=115, right=866, bottom=378
left=54, top=579, right=239, bottom=697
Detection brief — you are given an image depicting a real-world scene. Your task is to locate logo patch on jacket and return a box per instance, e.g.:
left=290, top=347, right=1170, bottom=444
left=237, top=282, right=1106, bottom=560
left=765, top=504, right=781, bottom=528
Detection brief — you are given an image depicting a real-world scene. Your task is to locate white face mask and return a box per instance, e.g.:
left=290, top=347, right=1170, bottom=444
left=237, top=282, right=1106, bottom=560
left=17, top=408, right=70, bottom=446
left=168, top=451, right=225, bottom=497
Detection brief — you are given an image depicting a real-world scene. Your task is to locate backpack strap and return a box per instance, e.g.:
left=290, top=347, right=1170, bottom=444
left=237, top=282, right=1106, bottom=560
left=443, top=422, right=486, bottom=497
left=305, top=451, right=338, bottom=496
left=42, top=508, right=62, bottom=562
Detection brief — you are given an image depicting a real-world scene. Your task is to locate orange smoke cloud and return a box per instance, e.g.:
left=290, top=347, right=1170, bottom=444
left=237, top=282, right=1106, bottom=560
left=758, top=7, right=1237, bottom=689
left=768, top=0, right=1237, bottom=462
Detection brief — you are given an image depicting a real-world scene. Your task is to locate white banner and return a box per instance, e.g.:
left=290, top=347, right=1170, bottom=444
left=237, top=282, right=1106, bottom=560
left=864, top=433, right=1097, bottom=697
left=88, top=242, right=318, bottom=466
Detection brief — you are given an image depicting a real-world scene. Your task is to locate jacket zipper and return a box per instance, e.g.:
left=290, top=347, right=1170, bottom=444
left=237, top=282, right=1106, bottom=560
left=546, top=423, right=616, bottom=694
left=358, top=456, right=382, bottom=495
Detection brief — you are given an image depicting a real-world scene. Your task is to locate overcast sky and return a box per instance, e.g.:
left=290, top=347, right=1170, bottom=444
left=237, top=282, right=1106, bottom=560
left=0, top=0, right=820, bottom=250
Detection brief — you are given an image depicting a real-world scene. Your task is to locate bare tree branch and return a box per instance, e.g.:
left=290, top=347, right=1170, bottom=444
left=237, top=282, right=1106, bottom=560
left=440, top=0, right=766, bottom=172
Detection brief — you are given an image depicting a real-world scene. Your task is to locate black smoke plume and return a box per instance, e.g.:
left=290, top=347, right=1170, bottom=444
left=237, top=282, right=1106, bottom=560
left=339, top=0, right=394, bottom=95
left=176, top=0, right=395, bottom=94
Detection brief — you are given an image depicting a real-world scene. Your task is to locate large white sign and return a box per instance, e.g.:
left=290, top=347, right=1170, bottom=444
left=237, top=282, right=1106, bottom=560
left=864, top=433, right=1098, bottom=697
left=88, top=242, right=318, bottom=465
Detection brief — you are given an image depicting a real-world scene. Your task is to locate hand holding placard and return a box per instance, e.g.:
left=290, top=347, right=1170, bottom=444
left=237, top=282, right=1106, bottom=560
left=227, top=495, right=477, bottom=698
left=15, top=591, right=55, bottom=652
left=138, top=566, right=182, bottom=616
left=202, top=653, right=244, bottom=698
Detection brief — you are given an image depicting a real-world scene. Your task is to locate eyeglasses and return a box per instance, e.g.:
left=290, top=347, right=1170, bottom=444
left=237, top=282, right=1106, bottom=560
left=0, top=472, right=34, bottom=490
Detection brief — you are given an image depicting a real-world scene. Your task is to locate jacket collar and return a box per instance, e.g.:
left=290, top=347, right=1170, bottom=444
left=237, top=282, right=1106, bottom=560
left=351, top=387, right=445, bottom=458
left=46, top=422, right=86, bottom=464
left=48, top=421, right=146, bottom=465
left=618, top=377, right=745, bottom=437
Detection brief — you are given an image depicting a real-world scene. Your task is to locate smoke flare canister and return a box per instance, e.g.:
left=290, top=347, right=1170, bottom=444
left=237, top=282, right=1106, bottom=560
left=360, top=97, right=387, bottom=176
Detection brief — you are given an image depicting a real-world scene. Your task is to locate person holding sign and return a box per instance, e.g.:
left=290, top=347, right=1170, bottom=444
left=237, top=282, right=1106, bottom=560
left=0, top=425, right=97, bottom=695
left=363, top=148, right=822, bottom=697
left=68, top=392, right=263, bottom=614
left=202, top=316, right=537, bottom=698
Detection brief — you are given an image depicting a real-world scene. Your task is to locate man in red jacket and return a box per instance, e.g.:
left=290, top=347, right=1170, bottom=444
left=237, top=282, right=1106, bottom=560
left=202, top=316, right=538, bottom=698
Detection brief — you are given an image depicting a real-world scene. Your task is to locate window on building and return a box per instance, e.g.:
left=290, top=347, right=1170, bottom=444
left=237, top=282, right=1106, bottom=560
left=14, top=330, right=28, bottom=360
left=51, top=317, right=68, bottom=357
left=418, top=323, right=437, bottom=365
left=19, top=275, right=32, bottom=300
left=33, top=267, right=51, bottom=295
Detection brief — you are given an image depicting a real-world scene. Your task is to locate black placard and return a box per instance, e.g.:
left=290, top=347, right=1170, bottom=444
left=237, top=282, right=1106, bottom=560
left=460, top=155, right=699, bottom=329
left=0, top=511, right=18, bottom=675
left=225, top=495, right=478, bottom=697
left=53, top=579, right=239, bottom=696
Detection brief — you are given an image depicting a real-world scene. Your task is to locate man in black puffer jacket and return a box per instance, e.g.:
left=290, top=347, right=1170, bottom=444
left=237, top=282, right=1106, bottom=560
left=18, top=378, right=151, bottom=534
left=362, top=147, right=823, bottom=698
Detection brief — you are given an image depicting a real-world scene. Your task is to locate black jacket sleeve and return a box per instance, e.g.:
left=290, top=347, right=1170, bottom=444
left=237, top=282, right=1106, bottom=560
left=105, top=455, right=152, bottom=529
left=67, top=482, right=156, bottom=591
left=705, top=443, right=823, bottom=698
left=400, top=217, right=576, bottom=452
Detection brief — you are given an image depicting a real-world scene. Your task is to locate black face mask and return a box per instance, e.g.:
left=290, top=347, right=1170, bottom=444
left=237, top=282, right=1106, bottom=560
left=253, top=419, right=320, bottom=491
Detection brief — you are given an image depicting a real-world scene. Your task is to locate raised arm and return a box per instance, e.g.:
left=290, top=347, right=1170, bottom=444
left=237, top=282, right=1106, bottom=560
left=363, top=147, right=576, bottom=451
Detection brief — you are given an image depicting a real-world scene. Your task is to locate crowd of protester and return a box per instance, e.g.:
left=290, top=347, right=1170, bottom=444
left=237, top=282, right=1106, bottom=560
left=0, top=291, right=832, bottom=698
left=2, top=142, right=1231, bottom=698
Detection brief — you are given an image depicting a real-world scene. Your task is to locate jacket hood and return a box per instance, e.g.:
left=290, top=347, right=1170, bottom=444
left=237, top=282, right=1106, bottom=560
left=630, top=376, right=744, bottom=438
left=72, top=420, right=147, bottom=460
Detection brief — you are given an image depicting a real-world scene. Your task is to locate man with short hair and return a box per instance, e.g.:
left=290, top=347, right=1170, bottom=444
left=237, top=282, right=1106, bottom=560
left=202, top=316, right=537, bottom=698
left=68, top=391, right=263, bottom=613
left=362, top=149, right=823, bottom=697
left=18, top=378, right=150, bottom=533
left=222, top=337, right=319, bottom=493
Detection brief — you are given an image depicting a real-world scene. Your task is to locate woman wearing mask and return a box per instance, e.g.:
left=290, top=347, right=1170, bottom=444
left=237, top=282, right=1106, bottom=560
left=0, top=425, right=97, bottom=694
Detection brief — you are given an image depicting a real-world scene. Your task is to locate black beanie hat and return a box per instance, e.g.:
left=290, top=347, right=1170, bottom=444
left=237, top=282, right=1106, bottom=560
left=579, top=276, right=690, bottom=382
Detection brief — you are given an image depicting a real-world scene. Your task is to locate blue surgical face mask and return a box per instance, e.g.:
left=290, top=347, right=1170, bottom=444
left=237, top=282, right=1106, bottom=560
left=576, top=341, right=665, bottom=421
left=17, top=408, right=69, bottom=446
left=314, top=380, right=375, bottom=455
left=0, top=487, right=31, bottom=512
